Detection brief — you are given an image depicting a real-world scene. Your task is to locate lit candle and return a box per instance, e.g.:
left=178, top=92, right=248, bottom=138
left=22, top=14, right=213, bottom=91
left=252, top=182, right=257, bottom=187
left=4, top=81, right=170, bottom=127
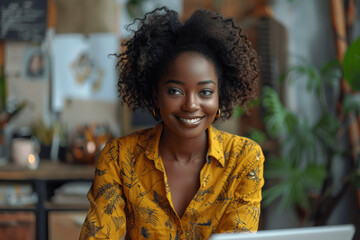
left=27, top=153, right=39, bottom=170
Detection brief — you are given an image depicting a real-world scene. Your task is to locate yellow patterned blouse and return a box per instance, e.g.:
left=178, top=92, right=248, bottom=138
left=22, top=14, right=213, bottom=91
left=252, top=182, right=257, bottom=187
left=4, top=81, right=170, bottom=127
left=80, top=123, right=265, bottom=240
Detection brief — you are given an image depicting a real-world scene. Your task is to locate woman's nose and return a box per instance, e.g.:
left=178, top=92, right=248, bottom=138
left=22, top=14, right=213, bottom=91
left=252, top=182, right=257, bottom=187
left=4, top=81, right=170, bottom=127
left=181, top=94, right=200, bottom=112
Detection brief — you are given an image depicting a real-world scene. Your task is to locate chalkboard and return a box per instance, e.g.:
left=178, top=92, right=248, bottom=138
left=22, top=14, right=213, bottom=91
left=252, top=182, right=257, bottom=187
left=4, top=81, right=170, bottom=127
left=0, top=0, right=47, bottom=42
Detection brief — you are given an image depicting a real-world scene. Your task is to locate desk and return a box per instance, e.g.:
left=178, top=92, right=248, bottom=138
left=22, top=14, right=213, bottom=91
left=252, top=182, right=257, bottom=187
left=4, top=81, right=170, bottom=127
left=0, top=161, right=94, bottom=240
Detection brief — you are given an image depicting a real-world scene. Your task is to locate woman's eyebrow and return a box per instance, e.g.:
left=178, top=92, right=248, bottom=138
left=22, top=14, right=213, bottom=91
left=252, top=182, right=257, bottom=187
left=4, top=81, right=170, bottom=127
left=198, top=80, right=216, bottom=85
left=164, top=79, right=184, bottom=85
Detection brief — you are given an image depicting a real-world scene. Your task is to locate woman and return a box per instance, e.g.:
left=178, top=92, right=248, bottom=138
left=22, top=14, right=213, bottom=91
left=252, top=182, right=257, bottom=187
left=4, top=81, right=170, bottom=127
left=80, top=7, right=264, bottom=240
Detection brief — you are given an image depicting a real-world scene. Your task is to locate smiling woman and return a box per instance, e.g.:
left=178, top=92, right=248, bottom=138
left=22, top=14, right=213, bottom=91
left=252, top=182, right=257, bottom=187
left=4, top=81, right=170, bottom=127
left=80, top=7, right=264, bottom=240
left=157, top=52, right=219, bottom=140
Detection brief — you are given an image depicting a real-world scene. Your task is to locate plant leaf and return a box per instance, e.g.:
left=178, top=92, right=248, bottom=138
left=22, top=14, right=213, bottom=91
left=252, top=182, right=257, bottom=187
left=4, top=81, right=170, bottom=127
left=262, top=180, right=290, bottom=207
left=233, top=105, right=245, bottom=117
left=320, top=59, right=342, bottom=87
left=304, top=164, right=327, bottom=189
left=285, top=64, right=322, bottom=96
left=343, top=37, right=360, bottom=91
left=247, top=128, right=266, bottom=144
left=312, top=112, right=340, bottom=147
left=350, top=171, right=360, bottom=189
left=343, top=94, right=360, bottom=115
left=285, top=120, right=318, bottom=165
left=264, top=156, right=291, bottom=179
left=263, top=86, right=297, bottom=137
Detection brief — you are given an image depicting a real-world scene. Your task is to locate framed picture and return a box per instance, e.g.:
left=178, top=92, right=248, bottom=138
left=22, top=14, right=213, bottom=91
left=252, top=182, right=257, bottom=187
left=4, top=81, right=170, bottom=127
left=22, top=47, right=49, bottom=80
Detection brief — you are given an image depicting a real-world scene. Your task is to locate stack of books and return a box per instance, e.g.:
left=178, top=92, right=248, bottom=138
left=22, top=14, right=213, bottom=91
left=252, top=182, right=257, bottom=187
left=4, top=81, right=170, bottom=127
left=51, top=182, right=91, bottom=205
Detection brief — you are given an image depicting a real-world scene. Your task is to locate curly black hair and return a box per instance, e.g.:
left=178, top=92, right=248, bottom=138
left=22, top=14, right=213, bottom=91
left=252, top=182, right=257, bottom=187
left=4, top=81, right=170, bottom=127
left=117, top=7, right=259, bottom=120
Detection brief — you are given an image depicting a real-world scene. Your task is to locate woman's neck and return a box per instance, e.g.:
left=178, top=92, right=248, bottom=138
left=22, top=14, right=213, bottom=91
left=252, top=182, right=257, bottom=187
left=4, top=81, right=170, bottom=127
left=159, top=126, right=208, bottom=164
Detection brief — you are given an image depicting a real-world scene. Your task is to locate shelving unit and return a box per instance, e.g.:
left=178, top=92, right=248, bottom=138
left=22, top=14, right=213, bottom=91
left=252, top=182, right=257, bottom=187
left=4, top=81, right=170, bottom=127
left=0, top=161, right=94, bottom=240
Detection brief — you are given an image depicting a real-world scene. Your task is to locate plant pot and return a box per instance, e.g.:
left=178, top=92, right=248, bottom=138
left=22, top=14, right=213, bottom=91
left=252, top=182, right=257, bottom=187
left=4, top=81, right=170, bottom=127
left=39, top=145, right=51, bottom=160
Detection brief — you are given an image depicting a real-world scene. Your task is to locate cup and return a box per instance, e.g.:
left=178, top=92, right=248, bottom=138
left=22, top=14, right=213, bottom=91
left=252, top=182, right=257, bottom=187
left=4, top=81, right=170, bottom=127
left=12, top=138, right=39, bottom=168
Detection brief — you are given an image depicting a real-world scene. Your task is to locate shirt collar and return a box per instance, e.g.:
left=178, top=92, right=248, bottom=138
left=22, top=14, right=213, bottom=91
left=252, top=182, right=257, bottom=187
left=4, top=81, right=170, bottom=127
left=144, top=122, right=225, bottom=167
left=144, top=122, right=163, bottom=162
left=207, top=125, right=225, bottom=167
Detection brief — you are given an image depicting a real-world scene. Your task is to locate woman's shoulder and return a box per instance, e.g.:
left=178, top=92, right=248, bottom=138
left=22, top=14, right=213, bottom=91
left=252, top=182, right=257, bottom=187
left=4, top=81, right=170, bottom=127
left=210, top=126, right=262, bottom=153
left=213, top=128, right=264, bottom=168
left=107, top=125, right=159, bottom=148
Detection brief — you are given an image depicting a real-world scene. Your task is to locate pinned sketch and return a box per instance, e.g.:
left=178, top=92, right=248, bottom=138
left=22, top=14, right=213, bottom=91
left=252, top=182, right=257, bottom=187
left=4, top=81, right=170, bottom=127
left=70, top=52, right=103, bottom=92
left=52, top=34, right=118, bottom=112
left=22, top=47, right=49, bottom=80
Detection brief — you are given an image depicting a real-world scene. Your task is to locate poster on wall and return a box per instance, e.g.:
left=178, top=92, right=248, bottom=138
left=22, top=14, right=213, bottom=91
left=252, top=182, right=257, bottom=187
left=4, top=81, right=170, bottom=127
left=0, top=0, right=47, bottom=42
left=51, top=33, right=118, bottom=112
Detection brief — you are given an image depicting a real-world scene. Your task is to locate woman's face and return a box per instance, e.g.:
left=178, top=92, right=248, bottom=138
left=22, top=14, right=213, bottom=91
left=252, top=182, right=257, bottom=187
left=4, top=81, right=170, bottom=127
left=157, top=51, right=219, bottom=139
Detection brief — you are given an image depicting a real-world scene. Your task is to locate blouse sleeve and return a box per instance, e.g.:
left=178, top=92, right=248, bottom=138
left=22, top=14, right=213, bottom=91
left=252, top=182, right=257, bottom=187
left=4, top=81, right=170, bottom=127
left=79, top=141, right=126, bottom=240
left=216, top=144, right=265, bottom=233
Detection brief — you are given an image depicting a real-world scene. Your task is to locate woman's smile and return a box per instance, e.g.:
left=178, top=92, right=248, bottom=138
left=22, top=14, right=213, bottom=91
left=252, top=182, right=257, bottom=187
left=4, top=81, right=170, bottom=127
left=176, top=116, right=206, bottom=125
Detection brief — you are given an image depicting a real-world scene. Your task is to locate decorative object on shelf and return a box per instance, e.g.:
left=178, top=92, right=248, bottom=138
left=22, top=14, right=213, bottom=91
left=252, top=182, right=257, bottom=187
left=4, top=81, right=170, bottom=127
left=27, top=152, right=40, bottom=170
left=68, top=123, right=113, bottom=164
left=11, top=138, right=39, bottom=170
left=0, top=183, right=38, bottom=207
left=30, top=118, right=67, bottom=161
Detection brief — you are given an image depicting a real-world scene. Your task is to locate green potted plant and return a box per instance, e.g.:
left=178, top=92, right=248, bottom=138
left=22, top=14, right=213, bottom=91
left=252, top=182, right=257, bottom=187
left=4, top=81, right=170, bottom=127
left=31, top=119, right=67, bottom=160
left=261, top=37, right=360, bottom=226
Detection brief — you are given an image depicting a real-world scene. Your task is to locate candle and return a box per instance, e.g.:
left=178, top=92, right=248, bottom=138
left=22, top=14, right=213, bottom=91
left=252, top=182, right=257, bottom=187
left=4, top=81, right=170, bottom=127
left=27, top=153, right=39, bottom=170
left=12, top=138, right=36, bottom=167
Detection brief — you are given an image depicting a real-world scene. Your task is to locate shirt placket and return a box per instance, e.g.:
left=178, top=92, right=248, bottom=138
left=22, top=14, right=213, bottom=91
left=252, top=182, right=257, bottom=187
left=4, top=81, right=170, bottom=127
left=153, top=155, right=184, bottom=235
left=177, top=159, right=212, bottom=240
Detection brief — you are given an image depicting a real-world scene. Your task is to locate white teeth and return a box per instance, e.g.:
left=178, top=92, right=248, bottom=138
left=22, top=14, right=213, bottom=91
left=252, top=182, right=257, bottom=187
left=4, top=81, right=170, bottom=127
left=179, top=117, right=202, bottom=124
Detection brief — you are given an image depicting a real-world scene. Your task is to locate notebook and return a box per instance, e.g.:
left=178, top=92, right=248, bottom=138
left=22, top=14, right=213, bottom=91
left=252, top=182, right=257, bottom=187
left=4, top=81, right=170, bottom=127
left=209, top=224, right=355, bottom=240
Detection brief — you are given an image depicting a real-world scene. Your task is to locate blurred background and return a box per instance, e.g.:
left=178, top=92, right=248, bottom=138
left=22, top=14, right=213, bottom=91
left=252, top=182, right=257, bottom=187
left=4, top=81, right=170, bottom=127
left=0, top=0, right=359, bottom=239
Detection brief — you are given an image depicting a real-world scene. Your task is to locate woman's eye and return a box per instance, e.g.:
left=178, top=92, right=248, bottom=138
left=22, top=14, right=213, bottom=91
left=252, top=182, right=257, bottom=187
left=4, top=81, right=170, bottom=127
left=200, top=89, right=214, bottom=96
left=168, top=88, right=182, bottom=95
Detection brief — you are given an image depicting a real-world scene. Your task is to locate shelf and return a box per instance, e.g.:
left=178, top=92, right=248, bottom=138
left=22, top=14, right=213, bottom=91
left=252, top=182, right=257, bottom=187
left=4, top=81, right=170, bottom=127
left=0, top=161, right=95, bottom=180
left=45, top=201, right=89, bottom=211
left=0, top=205, right=36, bottom=211
left=0, top=161, right=94, bottom=240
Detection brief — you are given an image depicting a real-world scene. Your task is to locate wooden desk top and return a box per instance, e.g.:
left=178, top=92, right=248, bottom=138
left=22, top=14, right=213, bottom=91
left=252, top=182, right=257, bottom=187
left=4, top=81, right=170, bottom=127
left=0, top=161, right=95, bottom=180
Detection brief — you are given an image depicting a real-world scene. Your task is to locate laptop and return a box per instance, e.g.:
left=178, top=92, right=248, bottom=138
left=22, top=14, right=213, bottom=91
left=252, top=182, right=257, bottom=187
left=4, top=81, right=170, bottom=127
left=209, top=224, right=355, bottom=240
